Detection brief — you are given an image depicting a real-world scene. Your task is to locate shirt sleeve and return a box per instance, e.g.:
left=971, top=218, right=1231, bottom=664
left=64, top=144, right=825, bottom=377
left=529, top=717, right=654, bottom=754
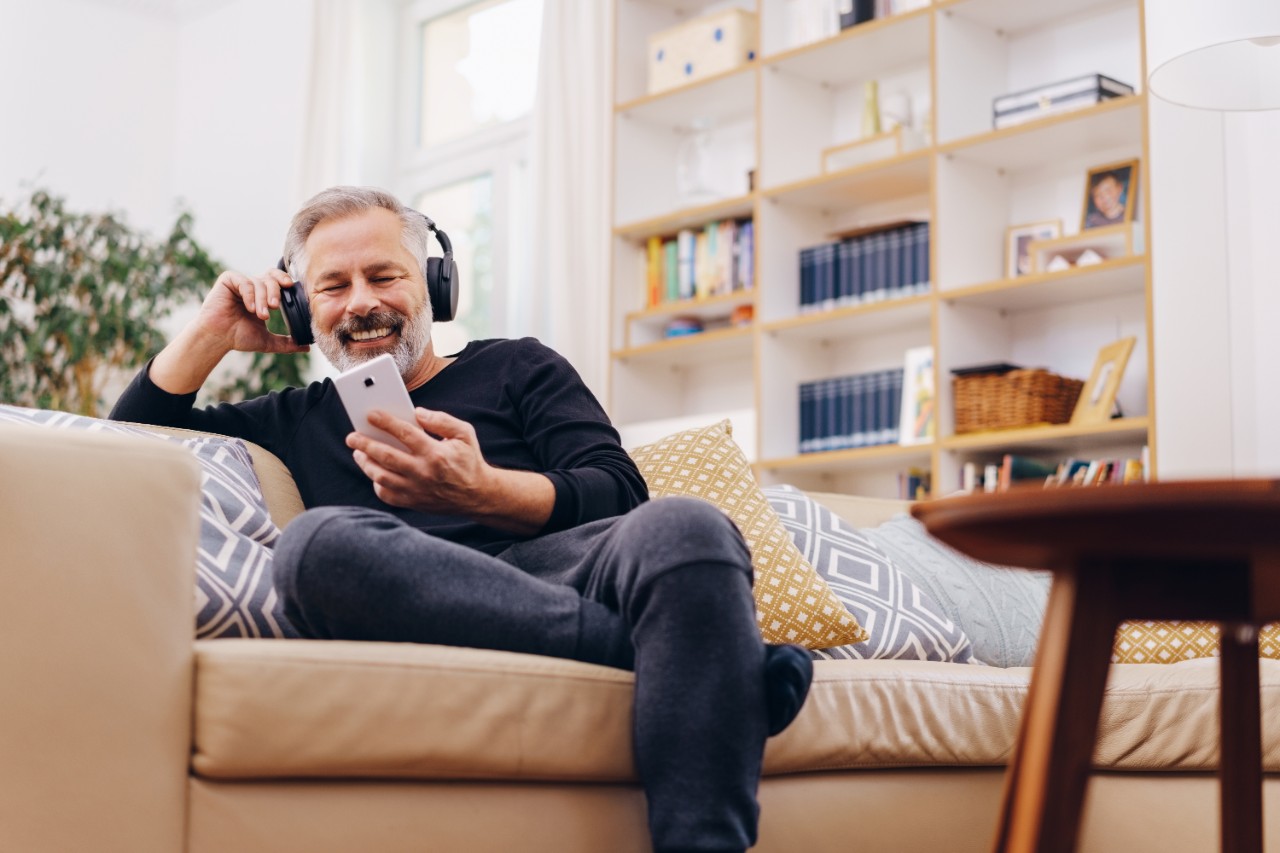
left=508, top=339, right=648, bottom=533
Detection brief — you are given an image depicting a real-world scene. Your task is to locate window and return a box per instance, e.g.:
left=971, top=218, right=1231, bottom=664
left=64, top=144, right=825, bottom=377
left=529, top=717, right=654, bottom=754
left=399, top=0, right=543, bottom=357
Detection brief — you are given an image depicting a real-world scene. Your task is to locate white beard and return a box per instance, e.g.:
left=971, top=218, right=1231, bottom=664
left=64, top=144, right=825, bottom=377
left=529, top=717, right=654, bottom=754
left=314, top=303, right=433, bottom=379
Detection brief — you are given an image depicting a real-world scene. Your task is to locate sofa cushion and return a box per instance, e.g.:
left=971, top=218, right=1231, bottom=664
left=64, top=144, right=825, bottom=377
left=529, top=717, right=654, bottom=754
left=0, top=405, right=297, bottom=639
left=1113, top=620, right=1280, bottom=663
left=191, top=640, right=1280, bottom=781
left=628, top=419, right=867, bottom=649
left=765, top=485, right=975, bottom=664
left=862, top=514, right=1051, bottom=668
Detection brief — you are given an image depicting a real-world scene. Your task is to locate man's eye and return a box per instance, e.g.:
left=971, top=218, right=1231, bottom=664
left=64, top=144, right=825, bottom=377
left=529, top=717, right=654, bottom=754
left=319, top=283, right=349, bottom=293
left=372, top=277, right=395, bottom=284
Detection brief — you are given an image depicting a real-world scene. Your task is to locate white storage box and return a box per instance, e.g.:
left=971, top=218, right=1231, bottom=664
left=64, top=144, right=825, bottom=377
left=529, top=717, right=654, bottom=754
left=647, top=9, right=758, bottom=95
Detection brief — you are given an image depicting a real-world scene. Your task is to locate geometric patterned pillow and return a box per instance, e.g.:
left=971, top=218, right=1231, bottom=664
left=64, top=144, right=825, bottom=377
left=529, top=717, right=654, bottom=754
left=1112, top=620, right=1280, bottom=664
left=765, top=484, right=977, bottom=664
left=627, top=419, right=868, bottom=649
left=0, top=405, right=298, bottom=639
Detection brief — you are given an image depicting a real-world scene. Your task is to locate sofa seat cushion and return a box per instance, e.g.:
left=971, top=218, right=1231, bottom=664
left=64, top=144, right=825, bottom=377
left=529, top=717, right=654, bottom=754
left=192, top=641, right=1280, bottom=782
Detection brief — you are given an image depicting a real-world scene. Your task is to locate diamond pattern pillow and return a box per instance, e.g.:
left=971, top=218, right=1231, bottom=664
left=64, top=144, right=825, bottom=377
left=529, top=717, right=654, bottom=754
left=766, top=485, right=976, bottom=663
left=628, top=420, right=867, bottom=649
left=1113, top=620, right=1280, bottom=663
left=0, top=405, right=298, bottom=639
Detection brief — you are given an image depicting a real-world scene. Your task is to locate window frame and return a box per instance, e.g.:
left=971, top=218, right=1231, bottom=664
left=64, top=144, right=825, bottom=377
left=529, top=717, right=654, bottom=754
left=394, top=0, right=540, bottom=340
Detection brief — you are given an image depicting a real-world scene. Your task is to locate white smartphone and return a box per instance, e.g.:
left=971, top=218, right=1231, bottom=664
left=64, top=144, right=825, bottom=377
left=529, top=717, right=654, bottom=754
left=333, top=353, right=418, bottom=453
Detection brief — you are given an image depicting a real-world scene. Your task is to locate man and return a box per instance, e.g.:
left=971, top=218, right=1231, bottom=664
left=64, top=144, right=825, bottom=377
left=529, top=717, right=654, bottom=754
left=111, top=186, right=813, bottom=853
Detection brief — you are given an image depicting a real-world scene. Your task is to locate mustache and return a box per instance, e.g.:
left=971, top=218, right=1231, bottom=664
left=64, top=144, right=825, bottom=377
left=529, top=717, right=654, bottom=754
left=333, top=311, right=405, bottom=339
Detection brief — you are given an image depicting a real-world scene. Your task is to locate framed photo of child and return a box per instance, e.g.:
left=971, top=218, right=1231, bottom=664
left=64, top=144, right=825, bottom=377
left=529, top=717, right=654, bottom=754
left=1005, top=220, right=1062, bottom=278
left=1082, top=159, right=1139, bottom=230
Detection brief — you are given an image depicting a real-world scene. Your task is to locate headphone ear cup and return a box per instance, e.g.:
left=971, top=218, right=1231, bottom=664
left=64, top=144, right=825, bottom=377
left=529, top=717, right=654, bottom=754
left=278, top=283, right=315, bottom=346
left=425, top=257, right=459, bottom=322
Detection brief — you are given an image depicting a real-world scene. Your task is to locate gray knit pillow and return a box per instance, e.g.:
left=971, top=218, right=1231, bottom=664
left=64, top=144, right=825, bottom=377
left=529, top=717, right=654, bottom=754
left=861, top=514, right=1049, bottom=668
left=0, top=405, right=298, bottom=639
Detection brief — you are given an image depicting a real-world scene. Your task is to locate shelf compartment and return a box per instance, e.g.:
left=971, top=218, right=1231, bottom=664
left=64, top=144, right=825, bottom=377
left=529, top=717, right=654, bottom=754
left=614, top=194, right=756, bottom=241
left=934, top=0, right=1136, bottom=37
left=628, top=290, right=755, bottom=325
left=761, top=7, right=931, bottom=86
left=758, top=442, right=933, bottom=475
left=939, top=254, right=1146, bottom=313
left=761, top=150, right=931, bottom=211
left=612, top=324, right=754, bottom=370
left=938, top=94, right=1144, bottom=172
left=941, top=415, right=1149, bottom=453
left=762, top=293, right=932, bottom=345
left=615, top=64, right=756, bottom=130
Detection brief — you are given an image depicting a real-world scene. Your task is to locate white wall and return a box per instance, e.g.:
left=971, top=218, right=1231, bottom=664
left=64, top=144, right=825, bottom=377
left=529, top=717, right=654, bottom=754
left=0, top=0, right=179, bottom=235
left=1146, top=24, right=1280, bottom=479
left=0, top=0, right=315, bottom=271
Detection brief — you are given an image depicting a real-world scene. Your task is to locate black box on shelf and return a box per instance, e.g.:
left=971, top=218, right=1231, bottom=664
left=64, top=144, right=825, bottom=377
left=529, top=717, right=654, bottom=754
left=992, top=74, right=1135, bottom=130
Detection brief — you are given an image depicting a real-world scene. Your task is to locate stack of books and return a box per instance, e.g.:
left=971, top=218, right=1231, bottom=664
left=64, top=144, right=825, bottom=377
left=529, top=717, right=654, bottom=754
left=965, top=450, right=1148, bottom=493
left=798, top=368, right=904, bottom=454
left=798, top=221, right=929, bottom=313
left=645, top=219, right=754, bottom=307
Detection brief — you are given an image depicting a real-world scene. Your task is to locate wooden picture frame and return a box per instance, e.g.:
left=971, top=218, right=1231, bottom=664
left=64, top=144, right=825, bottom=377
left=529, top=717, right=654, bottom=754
left=1071, top=336, right=1137, bottom=425
left=1005, top=219, right=1062, bottom=278
left=1082, top=158, right=1140, bottom=231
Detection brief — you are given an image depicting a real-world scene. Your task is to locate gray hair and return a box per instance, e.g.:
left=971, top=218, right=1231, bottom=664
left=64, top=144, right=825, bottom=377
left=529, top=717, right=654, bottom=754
left=283, top=186, right=432, bottom=287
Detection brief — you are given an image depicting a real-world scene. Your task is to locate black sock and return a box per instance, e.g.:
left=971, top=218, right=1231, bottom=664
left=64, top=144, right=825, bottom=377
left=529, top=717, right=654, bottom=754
left=764, top=643, right=813, bottom=736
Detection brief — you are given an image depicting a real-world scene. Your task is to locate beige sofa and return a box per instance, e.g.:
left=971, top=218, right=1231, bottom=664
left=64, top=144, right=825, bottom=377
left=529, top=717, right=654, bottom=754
left=3, top=421, right=1279, bottom=853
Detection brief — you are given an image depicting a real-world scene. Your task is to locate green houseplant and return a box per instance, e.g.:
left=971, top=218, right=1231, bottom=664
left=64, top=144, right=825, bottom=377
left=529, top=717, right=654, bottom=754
left=0, top=189, right=308, bottom=416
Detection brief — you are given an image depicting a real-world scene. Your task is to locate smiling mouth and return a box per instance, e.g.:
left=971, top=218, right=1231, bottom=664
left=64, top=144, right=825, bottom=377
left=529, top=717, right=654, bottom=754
left=348, top=327, right=394, bottom=343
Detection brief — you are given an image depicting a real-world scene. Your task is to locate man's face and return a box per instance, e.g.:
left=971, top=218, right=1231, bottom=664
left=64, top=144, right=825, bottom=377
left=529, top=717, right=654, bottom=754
left=303, top=207, right=433, bottom=376
left=1092, top=176, right=1123, bottom=218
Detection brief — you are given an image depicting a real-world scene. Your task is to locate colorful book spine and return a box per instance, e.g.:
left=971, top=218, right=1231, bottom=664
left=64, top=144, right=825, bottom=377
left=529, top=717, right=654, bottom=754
left=646, top=237, right=662, bottom=308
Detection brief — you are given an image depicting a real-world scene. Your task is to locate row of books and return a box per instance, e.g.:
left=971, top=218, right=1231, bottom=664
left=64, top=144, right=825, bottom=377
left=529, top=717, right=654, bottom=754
left=963, top=450, right=1149, bottom=493
left=646, top=219, right=755, bottom=307
left=799, top=368, right=904, bottom=454
left=899, top=467, right=931, bottom=502
left=799, top=221, right=930, bottom=313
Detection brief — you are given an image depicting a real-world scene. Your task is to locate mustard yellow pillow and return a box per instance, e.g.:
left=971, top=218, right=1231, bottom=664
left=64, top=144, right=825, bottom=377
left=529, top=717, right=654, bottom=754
left=628, top=419, right=868, bottom=649
left=1112, top=620, right=1280, bottom=664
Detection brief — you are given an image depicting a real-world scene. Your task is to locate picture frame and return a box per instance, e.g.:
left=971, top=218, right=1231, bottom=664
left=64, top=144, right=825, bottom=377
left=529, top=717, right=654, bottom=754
left=898, top=345, right=936, bottom=446
left=1070, top=336, right=1137, bottom=425
left=1005, top=219, right=1062, bottom=278
left=1082, top=158, right=1140, bottom=231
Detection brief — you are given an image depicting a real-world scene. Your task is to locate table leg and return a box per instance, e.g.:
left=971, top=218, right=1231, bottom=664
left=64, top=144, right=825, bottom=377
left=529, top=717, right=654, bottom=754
left=993, top=567, right=1118, bottom=853
left=1219, top=620, right=1263, bottom=853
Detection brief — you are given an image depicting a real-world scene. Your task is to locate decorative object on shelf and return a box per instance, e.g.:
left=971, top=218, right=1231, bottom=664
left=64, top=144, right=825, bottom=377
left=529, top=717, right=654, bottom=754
left=952, top=365, right=1084, bottom=434
left=1146, top=0, right=1280, bottom=111
left=861, top=79, right=882, bottom=138
left=1005, top=219, right=1063, bottom=278
left=899, top=346, right=936, bottom=446
left=646, top=8, right=758, bottom=95
left=1025, top=223, right=1136, bottom=273
left=1071, top=336, right=1137, bottom=425
left=730, top=303, right=754, bottom=327
left=1082, top=158, right=1140, bottom=230
left=879, top=89, right=913, bottom=132
left=837, top=0, right=876, bottom=30
left=992, top=73, right=1135, bottom=130
left=663, top=316, right=704, bottom=339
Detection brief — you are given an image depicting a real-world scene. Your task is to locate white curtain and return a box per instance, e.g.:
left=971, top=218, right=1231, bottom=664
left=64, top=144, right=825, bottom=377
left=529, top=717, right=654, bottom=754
left=529, top=1, right=614, bottom=400
left=297, top=0, right=397, bottom=203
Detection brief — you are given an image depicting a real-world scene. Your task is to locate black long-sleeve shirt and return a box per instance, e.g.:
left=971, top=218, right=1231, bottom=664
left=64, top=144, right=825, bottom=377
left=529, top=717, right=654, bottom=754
left=111, top=337, right=648, bottom=555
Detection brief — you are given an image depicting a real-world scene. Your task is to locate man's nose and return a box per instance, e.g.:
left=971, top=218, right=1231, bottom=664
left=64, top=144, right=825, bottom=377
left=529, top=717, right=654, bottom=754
left=346, top=278, right=381, bottom=315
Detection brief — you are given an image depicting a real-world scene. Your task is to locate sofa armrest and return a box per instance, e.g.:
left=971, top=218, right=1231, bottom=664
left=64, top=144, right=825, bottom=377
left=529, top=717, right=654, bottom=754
left=0, top=423, right=200, bottom=853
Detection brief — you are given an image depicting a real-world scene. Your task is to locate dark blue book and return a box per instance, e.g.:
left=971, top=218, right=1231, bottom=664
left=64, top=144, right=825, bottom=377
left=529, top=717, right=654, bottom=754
left=886, top=229, right=903, bottom=299
left=799, top=381, right=815, bottom=454
left=798, top=246, right=815, bottom=311
left=915, top=222, right=930, bottom=293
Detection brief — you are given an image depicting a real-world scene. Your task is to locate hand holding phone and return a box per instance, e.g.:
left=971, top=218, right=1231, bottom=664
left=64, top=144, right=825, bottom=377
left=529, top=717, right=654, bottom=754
left=333, top=354, right=418, bottom=452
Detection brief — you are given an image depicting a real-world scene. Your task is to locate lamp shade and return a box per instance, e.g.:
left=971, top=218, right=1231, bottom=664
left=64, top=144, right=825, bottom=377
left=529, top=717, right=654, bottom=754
left=1147, top=0, right=1280, bottom=111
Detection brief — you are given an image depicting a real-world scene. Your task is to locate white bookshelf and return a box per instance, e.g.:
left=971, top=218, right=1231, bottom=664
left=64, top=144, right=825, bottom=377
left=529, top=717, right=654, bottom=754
left=610, top=0, right=1157, bottom=499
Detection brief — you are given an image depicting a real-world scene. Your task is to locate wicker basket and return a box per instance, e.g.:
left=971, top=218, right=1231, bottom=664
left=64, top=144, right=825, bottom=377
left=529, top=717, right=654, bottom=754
left=953, top=368, right=1084, bottom=434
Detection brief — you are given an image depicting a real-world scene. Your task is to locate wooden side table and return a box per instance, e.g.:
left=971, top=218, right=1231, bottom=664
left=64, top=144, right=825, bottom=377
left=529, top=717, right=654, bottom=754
left=912, top=480, right=1280, bottom=853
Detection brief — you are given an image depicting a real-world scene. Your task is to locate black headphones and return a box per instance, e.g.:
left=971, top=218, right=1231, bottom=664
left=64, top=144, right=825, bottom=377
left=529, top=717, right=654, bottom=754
left=276, top=211, right=460, bottom=346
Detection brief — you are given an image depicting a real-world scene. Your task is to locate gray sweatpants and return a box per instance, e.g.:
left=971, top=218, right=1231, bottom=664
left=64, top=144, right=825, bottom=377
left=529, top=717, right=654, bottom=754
left=273, top=496, right=766, bottom=853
